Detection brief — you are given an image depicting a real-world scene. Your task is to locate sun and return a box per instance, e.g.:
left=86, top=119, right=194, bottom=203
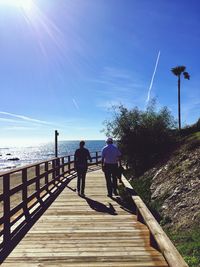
left=0, top=0, right=33, bottom=12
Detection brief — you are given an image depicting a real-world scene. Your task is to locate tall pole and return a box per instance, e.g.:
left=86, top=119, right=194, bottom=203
left=55, top=130, right=59, bottom=157
left=178, top=76, right=181, bottom=131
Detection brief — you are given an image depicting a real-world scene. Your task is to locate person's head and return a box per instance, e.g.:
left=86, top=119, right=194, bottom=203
left=106, top=137, right=113, bottom=144
left=79, top=140, right=85, bottom=148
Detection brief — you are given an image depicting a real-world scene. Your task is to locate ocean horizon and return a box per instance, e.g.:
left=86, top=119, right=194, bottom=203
left=0, top=140, right=106, bottom=172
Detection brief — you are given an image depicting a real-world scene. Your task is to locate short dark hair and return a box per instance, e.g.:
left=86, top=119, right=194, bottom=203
left=80, top=140, right=85, bottom=147
left=106, top=137, right=113, bottom=144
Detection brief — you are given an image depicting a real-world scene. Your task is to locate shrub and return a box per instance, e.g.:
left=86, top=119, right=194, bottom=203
left=103, top=100, right=176, bottom=176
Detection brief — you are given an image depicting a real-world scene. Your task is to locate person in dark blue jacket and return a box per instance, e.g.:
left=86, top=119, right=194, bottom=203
left=74, top=141, right=92, bottom=196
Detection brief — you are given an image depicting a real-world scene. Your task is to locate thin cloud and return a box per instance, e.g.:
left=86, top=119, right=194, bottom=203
left=146, top=51, right=161, bottom=103
left=90, top=66, right=144, bottom=98
left=93, top=66, right=147, bottom=110
left=102, top=67, right=132, bottom=80
left=0, top=111, right=52, bottom=125
left=0, top=117, right=23, bottom=123
left=2, top=126, right=38, bottom=131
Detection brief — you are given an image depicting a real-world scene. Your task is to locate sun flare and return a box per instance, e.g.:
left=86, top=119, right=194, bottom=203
left=0, top=0, right=33, bottom=12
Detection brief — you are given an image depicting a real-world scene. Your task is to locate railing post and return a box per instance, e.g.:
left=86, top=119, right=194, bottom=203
left=55, top=130, right=59, bottom=158
left=68, top=156, right=71, bottom=173
left=45, top=161, right=49, bottom=186
left=22, top=169, right=28, bottom=202
left=96, top=152, right=98, bottom=165
left=52, top=159, right=55, bottom=180
left=22, top=168, right=30, bottom=220
left=61, top=157, right=64, bottom=176
left=35, top=164, right=40, bottom=198
left=3, top=174, right=11, bottom=246
left=56, top=157, right=60, bottom=180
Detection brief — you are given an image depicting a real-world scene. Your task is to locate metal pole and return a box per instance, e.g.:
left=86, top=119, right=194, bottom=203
left=55, top=130, right=59, bottom=157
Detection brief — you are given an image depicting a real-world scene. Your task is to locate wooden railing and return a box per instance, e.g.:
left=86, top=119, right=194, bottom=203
left=121, top=175, right=189, bottom=267
left=0, top=151, right=101, bottom=262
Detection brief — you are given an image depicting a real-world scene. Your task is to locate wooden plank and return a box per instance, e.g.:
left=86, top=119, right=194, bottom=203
left=1, top=170, right=168, bottom=267
left=2, top=263, right=168, bottom=267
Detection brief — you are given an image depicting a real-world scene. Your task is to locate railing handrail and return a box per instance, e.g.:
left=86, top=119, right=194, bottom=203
left=0, top=157, right=58, bottom=176
left=121, top=175, right=188, bottom=267
left=0, top=151, right=102, bottom=176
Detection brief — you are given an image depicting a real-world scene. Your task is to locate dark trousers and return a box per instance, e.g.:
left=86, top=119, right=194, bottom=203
left=77, top=168, right=87, bottom=194
left=104, top=164, right=118, bottom=195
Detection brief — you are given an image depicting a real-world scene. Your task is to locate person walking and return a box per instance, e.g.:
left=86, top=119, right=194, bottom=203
left=101, top=138, right=122, bottom=197
left=74, top=141, right=92, bottom=196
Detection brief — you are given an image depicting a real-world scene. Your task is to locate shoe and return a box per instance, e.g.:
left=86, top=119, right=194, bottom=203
left=113, top=190, right=119, bottom=196
left=107, top=194, right=112, bottom=198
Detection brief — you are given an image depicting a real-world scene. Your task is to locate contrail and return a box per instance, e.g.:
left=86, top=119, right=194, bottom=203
left=0, top=111, right=52, bottom=125
left=72, top=98, right=79, bottom=110
left=146, top=51, right=161, bottom=103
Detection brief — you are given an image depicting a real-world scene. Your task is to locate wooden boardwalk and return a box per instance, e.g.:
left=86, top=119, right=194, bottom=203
left=1, top=169, right=168, bottom=267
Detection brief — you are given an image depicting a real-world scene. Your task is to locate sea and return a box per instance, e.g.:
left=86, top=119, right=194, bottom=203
left=0, top=140, right=105, bottom=172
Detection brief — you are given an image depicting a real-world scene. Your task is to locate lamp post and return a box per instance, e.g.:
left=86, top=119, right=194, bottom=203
left=55, top=130, right=59, bottom=157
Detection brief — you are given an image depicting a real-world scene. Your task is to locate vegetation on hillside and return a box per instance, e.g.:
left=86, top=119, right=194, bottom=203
left=168, top=228, right=200, bottom=267
left=123, top=131, right=200, bottom=267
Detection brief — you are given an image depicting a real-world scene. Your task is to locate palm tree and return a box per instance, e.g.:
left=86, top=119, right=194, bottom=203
left=171, top=66, right=190, bottom=130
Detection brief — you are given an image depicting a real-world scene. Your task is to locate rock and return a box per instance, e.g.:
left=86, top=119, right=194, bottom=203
left=161, top=204, right=168, bottom=211
left=176, top=203, right=187, bottom=209
left=7, top=157, right=20, bottom=161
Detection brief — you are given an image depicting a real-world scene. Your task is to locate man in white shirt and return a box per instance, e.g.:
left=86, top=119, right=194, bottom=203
left=101, top=137, right=122, bottom=197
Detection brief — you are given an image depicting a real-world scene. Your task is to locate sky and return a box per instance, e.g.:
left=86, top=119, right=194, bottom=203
left=0, top=0, right=199, bottom=146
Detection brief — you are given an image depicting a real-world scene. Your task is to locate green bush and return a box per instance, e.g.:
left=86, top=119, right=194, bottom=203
left=103, top=100, right=176, bottom=176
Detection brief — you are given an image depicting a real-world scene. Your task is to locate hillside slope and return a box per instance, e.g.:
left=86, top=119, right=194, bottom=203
left=128, top=132, right=200, bottom=267
left=150, top=132, right=200, bottom=230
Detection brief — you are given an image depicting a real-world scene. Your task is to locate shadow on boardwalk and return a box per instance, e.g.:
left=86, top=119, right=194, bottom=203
left=81, top=195, right=135, bottom=216
left=83, top=196, right=117, bottom=215
left=113, top=195, right=135, bottom=214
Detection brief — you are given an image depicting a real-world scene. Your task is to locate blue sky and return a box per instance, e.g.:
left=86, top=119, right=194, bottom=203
left=0, top=0, right=199, bottom=146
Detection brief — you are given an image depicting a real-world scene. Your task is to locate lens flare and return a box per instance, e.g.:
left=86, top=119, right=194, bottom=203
left=0, top=0, right=33, bottom=11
